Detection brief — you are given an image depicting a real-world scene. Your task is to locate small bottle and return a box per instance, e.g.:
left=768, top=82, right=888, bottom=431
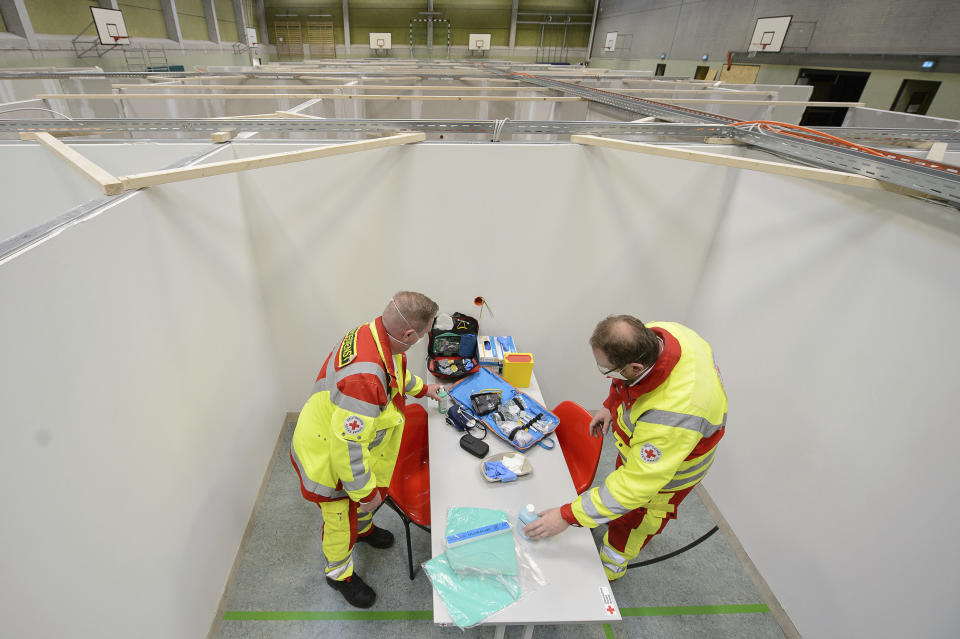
left=518, top=504, right=539, bottom=540
left=437, top=386, right=452, bottom=414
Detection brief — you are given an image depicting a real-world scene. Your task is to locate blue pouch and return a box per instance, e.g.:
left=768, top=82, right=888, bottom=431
left=458, top=334, right=477, bottom=357
left=449, top=368, right=558, bottom=452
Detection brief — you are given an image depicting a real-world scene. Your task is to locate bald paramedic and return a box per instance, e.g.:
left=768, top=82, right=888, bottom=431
left=524, top=315, right=727, bottom=581
left=290, top=291, right=441, bottom=607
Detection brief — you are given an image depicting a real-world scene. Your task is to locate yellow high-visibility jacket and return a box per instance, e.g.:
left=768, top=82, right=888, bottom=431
left=562, top=322, right=727, bottom=527
left=291, top=317, right=427, bottom=504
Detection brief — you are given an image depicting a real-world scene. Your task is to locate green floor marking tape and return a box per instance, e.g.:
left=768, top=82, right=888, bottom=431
left=620, top=603, right=770, bottom=616
left=224, top=610, right=432, bottom=621
left=224, top=603, right=769, bottom=622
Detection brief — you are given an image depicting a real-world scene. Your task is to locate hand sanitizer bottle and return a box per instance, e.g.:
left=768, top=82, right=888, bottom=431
left=518, top=504, right=539, bottom=540
left=437, top=386, right=452, bottom=414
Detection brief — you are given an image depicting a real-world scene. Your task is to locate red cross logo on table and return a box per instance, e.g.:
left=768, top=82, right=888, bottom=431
left=606, top=605, right=616, bottom=615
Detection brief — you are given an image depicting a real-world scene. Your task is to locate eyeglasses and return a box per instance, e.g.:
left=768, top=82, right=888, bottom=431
left=597, top=362, right=626, bottom=376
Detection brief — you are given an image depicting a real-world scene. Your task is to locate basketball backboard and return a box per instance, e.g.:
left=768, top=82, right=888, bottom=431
left=468, top=34, right=491, bottom=51
left=90, top=7, right=130, bottom=46
left=369, top=33, right=392, bottom=50
left=603, top=32, right=617, bottom=52
left=748, top=16, right=791, bottom=52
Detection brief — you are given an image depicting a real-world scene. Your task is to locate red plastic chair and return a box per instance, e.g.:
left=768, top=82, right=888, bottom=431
left=385, top=404, right=431, bottom=580
left=553, top=401, right=604, bottom=494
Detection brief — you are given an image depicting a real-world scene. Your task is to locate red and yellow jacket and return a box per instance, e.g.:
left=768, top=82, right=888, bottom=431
left=562, top=322, right=727, bottom=526
left=291, top=317, right=427, bottom=504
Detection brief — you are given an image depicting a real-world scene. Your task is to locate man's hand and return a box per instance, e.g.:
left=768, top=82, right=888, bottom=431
left=523, top=507, right=570, bottom=541
left=358, top=491, right=383, bottom=513
left=423, top=384, right=442, bottom=401
left=590, top=407, right=613, bottom=437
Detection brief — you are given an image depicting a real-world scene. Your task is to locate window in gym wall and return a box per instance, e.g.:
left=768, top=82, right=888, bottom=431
left=655, top=63, right=666, bottom=77
left=890, top=79, right=941, bottom=116
left=693, top=66, right=710, bottom=80
left=796, top=68, right=870, bottom=127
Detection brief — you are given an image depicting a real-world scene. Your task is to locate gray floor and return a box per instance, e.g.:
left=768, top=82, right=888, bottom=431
left=215, top=415, right=786, bottom=639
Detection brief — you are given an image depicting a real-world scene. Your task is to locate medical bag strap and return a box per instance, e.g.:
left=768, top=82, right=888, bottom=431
left=535, top=436, right=555, bottom=450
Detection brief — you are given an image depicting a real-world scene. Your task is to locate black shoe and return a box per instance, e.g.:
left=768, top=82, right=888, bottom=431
left=356, top=526, right=395, bottom=549
left=326, top=574, right=376, bottom=608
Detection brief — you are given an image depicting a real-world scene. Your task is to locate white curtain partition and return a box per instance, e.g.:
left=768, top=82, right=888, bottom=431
left=1, top=141, right=958, bottom=638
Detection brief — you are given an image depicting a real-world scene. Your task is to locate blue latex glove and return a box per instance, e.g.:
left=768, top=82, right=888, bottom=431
left=484, top=461, right=518, bottom=482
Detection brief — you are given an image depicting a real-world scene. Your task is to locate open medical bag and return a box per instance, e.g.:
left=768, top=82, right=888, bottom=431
left=427, top=312, right=480, bottom=381
left=448, top=367, right=558, bottom=452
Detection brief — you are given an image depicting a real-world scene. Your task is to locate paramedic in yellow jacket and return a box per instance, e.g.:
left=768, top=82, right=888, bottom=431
left=524, top=315, right=727, bottom=582
left=290, top=291, right=441, bottom=608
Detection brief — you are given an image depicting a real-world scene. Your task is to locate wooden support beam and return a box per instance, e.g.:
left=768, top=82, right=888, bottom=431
left=926, top=142, right=947, bottom=162
left=613, top=88, right=778, bottom=96
left=654, top=98, right=865, bottom=107
left=570, top=134, right=924, bottom=197
left=22, top=132, right=123, bottom=195
left=39, top=93, right=580, bottom=102
left=274, top=111, right=323, bottom=119
left=117, top=132, right=425, bottom=192
left=108, top=83, right=553, bottom=92
left=211, top=130, right=237, bottom=143
left=213, top=112, right=281, bottom=119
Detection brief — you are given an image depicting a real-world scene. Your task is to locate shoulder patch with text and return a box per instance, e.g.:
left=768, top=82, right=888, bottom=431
left=343, top=416, right=366, bottom=436
left=640, top=443, right=662, bottom=463
left=338, top=327, right=360, bottom=368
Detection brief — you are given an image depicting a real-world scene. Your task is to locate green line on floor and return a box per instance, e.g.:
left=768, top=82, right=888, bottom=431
left=224, top=603, right=769, bottom=622
left=620, top=603, right=770, bottom=616
left=224, top=610, right=432, bottom=621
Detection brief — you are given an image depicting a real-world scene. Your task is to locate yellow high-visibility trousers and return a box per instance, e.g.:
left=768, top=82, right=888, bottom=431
left=319, top=498, right=357, bottom=581
left=317, top=488, right=383, bottom=581
left=600, top=485, right=696, bottom=581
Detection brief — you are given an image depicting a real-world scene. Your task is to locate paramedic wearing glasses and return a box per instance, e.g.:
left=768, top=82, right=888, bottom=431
left=523, top=315, right=727, bottom=582
left=290, top=291, right=442, bottom=608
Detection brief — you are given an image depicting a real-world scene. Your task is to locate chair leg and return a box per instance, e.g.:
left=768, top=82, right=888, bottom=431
left=404, top=518, right=416, bottom=580
left=384, top=497, right=420, bottom=580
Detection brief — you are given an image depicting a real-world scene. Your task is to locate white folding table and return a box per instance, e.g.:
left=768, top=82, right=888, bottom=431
left=427, top=372, right=621, bottom=638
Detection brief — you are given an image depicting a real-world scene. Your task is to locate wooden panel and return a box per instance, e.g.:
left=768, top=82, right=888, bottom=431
left=717, top=64, right=761, bottom=84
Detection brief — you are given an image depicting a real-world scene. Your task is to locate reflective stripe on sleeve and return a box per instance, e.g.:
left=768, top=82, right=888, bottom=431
left=637, top=409, right=726, bottom=438
left=312, top=362, right=388, bottom=417
left=368, top=429, right=388, bottom=449
left=342, top=441, right=371, bottom=491
left=404, top=374, right=418, bottom=392
left=580, top=491, right=612, bottom=525
left=290, top=444, right=347, bottom=500
left=677, top=447, right=717, bottom=478
left=329, top=391, right=381, bottom=418
left=662, top=464, right=711, bottom=491
left=597, top=483, right=632, bottom=516
left=602, top=560, right=626, bottom=575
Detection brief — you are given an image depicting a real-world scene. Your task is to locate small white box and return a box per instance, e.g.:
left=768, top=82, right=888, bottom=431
left=478, top=335, right=500, bottom=366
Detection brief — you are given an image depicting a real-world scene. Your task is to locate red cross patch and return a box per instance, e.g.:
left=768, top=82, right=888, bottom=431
left=343, top=416, right=366, bottom=435
left=640, top=443, right=662, bottom=463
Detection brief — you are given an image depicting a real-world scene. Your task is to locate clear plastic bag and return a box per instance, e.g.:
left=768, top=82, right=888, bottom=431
left=423, top=506, right=547, bottom=629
